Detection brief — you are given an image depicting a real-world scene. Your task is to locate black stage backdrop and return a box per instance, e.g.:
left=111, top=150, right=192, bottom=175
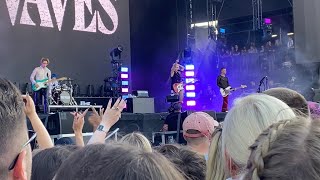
left=0, top=0, right=131, bottom=94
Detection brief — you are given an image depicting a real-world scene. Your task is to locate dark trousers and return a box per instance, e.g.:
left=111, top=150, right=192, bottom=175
left=33, top=88, right=48, bottom=114
left=222, top=95, right=229, bottom=112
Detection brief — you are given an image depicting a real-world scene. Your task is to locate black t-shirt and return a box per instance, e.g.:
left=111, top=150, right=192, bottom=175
left=217, top=75, right=230, bottom=89
left=171, top=71, right=182, bottom=90
left=164, top=111, right=188, bottom=131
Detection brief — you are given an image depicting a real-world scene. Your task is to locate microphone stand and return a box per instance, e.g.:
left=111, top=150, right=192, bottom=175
left=257, top=76, right=266, bottom=93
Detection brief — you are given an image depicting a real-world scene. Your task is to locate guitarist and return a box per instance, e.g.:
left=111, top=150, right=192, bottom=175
left=30, top=58, right=51, bottom=113
left=217, top=67, right=231, bottom=112
left=171, top=60, right=185, bottom=103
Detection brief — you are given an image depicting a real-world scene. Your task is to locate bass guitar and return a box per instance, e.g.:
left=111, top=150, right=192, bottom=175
left=220, top=85, right=247, bottom=97
left=32, top=77, right=67, bottom=91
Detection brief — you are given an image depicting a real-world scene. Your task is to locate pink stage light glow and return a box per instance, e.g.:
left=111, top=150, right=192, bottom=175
left=186, top=85, right=195, bottom=91
left=185, top=71, right=195, bottom=77
left=121, top=74, right=128, bottom=79
left=187, top=100, right=196, bottom=106
left=122, top=88, right=129, bottom=93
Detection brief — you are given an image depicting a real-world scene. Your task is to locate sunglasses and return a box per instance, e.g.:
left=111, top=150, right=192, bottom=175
left=8, top=130, right=37, bottom=171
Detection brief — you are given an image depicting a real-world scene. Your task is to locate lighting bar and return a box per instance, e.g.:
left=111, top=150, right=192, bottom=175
left=122, top=81, right=129, bottom=86
left=287, top=32, right=294, bottom=36
left=121, top=67, right=128, bottom=72
left=186, top=101, right=196, bottom=106
left=185, top=78, right=195, bottom=84
left=186, top=85, right=195, bottom=91
left=185, top=71, right=195, bottom=77
left=186, top=92, right=196, bottom=98
left=121, top=74, right=129, bottom=79
left=121, top=88, right=129, bottom=93
left=191, top=20, right=218, bottom=28
left=185, top=64, right=194, bottom=70
left=264, top=18, right=272, bottom=24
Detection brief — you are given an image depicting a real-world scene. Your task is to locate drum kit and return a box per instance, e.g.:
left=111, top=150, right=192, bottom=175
left=49, top=78, right=77, bottom=105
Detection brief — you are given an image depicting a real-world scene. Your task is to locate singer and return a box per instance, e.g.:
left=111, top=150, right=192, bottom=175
left=30, top=58, right=51, bottom=113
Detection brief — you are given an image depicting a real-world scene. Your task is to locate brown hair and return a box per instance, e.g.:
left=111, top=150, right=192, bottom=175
left=206, top=125, right=226, bottom=180
left=55, top=143, right=185, bottom=180
left=244, top=117, right=320, bottom=180
left=31, top=146, right=80, bottom=180
left=157, top=144, right=206, bottom=180
left=263, top=88, right=309, bottom=116
left=40, top=58, right=50, bottom=64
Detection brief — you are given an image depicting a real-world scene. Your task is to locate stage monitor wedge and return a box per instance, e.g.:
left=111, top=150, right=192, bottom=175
left=293, top=0, right=320, bottom=63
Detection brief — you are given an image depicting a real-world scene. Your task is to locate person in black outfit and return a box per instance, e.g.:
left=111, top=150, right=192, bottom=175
left=171, top=60, right=185, bottom=103
left=162, top=103, right=187, bottom=144
left=217, top=68, right=231, bottom=112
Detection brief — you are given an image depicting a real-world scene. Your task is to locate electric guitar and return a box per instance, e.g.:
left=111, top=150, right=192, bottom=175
left=32, top=77, right=67, bottom=91
left=220, top=85, right=247, bottom=97
left=173, top=79, right=198, bottom=94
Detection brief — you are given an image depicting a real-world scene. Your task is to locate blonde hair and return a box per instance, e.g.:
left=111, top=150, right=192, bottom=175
left=244, top=117, right=319, bottom=180
left=221, top=94, right=296, bottom=176
left=119, top=132, right=152, bottom=152
left=206, top=125, right=226, bottom=180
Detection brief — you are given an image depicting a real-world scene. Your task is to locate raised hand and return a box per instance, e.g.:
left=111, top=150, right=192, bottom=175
left=88, top=107, right=104, bottom=131
left=101, top=98, right=126, bottom=128
left=22, top=94, right=36, bottom=117
left=71, top=108, right=89, bottom=133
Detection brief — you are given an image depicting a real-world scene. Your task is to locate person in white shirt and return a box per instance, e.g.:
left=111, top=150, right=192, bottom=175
left=30, top=58, right=51, bottom=113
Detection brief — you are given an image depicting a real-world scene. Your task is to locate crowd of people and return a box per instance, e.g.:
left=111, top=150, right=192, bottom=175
left=2, top=76, right=320, bottom=180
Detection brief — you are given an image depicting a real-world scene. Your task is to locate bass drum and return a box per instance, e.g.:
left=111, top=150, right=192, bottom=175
left=60, top=91, right=71, bottom=105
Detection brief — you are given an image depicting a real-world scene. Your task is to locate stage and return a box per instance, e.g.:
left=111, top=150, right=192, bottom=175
left=30, top=110, right=227, bottom=141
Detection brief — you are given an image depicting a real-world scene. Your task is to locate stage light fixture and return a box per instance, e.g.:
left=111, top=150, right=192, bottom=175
left=186, top=78, right=195, bottom=83
left=187, top=100, right=196, bottom=106
left=264, top=18, right=272, bottom=24
left=122, top=88, right=129, bottom=93
left=121, top=74, right=128, bottom=79
left=121, top=67, right=128, bottom=72
left=185, top=71, right=195, bottom=77
left=122, top=81, right=129, bottom=86
left=186, top=92, right=196, bottom=98
left=186, top=85, right=195, bottom=91
left=185, top=64, right=195, bottom=70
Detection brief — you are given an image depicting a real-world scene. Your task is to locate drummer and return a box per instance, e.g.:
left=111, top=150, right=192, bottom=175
left=49, top=73, right=60, bottom=96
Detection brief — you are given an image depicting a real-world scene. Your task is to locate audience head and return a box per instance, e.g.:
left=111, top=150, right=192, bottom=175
left=206, top=124, right=226, bottom=180
left=119, top=132, right=152, bottom=152
left=0, top=78, right=31, bottom=180
left=263, top=87, right=309, bottom=116
left=55, top=143, right=184, bottom=180
left=244, top=117, right=320, bottom=180
left=157, top=144, right=206, bottom=180
left=221, top=94, right=296, bottom=177
left=31, top=146, right=80, bottom=180
left=183, top=112, right=218, bottom=155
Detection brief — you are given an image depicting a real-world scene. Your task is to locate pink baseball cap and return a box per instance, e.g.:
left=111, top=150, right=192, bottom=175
left=183, top=112, right=219, bottom=138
